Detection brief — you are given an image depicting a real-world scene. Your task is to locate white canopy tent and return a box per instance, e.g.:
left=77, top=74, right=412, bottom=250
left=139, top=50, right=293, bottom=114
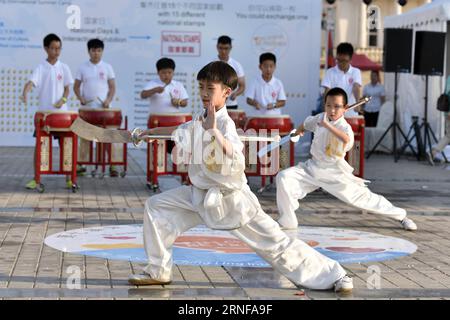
left=382, top=0, right=450, bottom=151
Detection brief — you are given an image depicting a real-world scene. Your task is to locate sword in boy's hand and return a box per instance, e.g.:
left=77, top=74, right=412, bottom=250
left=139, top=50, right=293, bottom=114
left=257, top=96, right=372, bottom=158
left=345, top=96, right=371, bottom=112
left=70, top=117, right=281, bottom=148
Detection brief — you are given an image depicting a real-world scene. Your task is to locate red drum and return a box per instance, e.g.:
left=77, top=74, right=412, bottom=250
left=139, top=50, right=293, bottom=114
left=345, top=116, right=365, bottom=132
left=244, top=115, right=293, bottom=134
left=345, top=116, right=365, bottom=178
left=228, top=109, right=247, bottom=129
left=34, top=110, right=78, bottom=132
left=147, top=113, right=192, bottom=128
left=79, top=108, right=122, bottom=128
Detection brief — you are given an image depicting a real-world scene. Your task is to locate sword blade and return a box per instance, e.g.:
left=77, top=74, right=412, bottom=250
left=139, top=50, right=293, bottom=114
left=70, top=117, right=133, bottom=143
left=71, top=117, right=283, bottom=146
left=240, top=135, right=280, bottom=142
left=257, top=134, right=291, bottom=158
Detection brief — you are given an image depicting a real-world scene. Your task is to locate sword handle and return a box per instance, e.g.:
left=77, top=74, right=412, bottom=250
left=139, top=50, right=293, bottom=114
left=345, top=96, right=371, bottom=112
left=131, top=128, right=144, bottom=147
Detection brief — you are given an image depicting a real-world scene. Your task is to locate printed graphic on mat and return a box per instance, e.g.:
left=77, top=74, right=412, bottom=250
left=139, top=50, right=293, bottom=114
left=44, top=225, right=417, bottom=267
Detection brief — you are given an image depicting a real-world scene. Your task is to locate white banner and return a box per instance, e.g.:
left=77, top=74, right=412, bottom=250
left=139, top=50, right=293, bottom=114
left=0, top=0, right=322, bottom=147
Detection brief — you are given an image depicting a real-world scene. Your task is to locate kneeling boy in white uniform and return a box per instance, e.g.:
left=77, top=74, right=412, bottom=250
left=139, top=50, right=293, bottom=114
left=128, top=62, right=353, bottom=292
left=276, top=87, right=417, bottom=231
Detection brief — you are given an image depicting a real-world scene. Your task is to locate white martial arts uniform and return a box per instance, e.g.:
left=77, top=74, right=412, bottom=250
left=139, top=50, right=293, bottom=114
left=142, top=106, right=346, bottom=290
left=276, top=113, right=407, bottom=229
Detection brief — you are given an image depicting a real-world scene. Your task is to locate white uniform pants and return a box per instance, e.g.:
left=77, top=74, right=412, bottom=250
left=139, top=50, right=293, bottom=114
left=142, top=186, right=346, bottom=290
left=276, top=164, right=407, bottom=229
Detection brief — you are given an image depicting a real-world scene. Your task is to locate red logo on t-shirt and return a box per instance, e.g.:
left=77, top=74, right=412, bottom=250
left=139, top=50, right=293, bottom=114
left=348, top=77, right=354, bottom=85
left=57, top=74, right=63, bottom=81
left=99, top=72, right=105, bottom=80
left=271, top=91, right=277, bottom=99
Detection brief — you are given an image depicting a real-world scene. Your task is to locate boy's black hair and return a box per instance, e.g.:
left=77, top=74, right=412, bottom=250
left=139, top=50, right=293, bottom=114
left=156, top=58, right=176, bottom=71
left=87, top=38, right=104, bottom=50
left=336, top=42, right=354, bottom=58
left=259, top=52, right=276, bottom=65
left=217, top=35, right=232, bottom=46
left=43, top=34, right=61, bottom=48
left=325, top=87, right=348, bottom=106
left=197, top=61, right=238, bottom=90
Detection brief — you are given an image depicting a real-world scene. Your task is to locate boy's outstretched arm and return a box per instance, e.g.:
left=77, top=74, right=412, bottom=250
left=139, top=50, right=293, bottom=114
left=230, top=77, right=245, bottom=100
left=246, top=97, right=261, bottom=110
left=53, top=86, right=70, bottom=108
left=20, top=81, right=34, bottom=104
left=140, top=86, right=164, bottom=99
left=104, top=79, right=116, bottom=108
left=73, top=80, right=87, bottom=105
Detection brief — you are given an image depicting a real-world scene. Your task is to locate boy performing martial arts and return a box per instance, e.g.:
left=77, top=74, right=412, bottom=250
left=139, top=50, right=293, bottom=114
left=276, top=88, right=417, bottom=231
left=128, top=62, right=354, bottom=292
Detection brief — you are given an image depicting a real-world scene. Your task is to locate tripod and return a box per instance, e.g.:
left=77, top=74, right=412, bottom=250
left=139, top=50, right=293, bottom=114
left=398, top=116, right=422, bottom=160
left=366, top=71, right=416, bottom=161
left=419, top=75, right=449, bottom=162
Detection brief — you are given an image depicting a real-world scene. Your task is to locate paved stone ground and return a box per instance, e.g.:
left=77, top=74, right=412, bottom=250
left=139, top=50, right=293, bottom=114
left=0, top=146, right=449, bottom=300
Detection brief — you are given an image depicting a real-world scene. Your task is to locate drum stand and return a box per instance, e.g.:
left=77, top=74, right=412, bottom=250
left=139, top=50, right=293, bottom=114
left=397, top=116, right=422, bottom=160
left=147, top=140, right=189, bottom=192
left=79, top=116, right=128, bottom=179
left=244, top=131, right=295, bottom=193
left=35, top=120, right=79, bottom=193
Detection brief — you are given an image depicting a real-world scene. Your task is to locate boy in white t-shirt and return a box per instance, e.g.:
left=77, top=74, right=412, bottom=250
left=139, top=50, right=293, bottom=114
left=246, top=52, right=286, bottom=116
left=140, top=58, right=189, bottom=114
left=215, top=35, right=245, bottom=110
left=20, top=33, right=74, bottom=190
left=321, top=43, right=362, bottom=117
left=74, top=38, right=117, bottom=176
left=74, top=39, right=116, bottom=109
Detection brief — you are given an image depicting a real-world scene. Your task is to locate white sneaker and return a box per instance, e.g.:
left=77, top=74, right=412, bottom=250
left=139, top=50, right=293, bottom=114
left=401, top=217, right=418, bottom=231
left=128, top=273, right=171, bottom=286
left=277, top=221, right=298, bottom=231
left=334, top=275, right=353, bottom=293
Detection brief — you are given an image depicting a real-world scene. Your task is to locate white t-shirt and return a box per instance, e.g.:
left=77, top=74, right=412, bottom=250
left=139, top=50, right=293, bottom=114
left=246, top=75, right=286, bottom=116
left=29, top=60, right=74, bottom=111
left=142, top=79, right=189, bottom=114
left=321, top=65, right=362, bottom=117
left=362, top=83, right=385, bottom=113
left=215, top=56, right=245, bottom=107
left=75, top=60, right=115, bottom=108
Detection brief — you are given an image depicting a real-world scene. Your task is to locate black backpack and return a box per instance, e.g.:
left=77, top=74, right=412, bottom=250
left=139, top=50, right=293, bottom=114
left=437, top=93, right=450, bottom=112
